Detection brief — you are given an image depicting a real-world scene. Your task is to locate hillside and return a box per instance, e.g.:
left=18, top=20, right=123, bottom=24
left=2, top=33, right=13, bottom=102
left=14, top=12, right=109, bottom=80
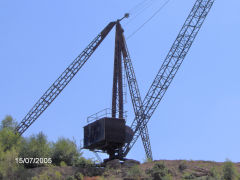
left=21, top=159, right=240, bottom=180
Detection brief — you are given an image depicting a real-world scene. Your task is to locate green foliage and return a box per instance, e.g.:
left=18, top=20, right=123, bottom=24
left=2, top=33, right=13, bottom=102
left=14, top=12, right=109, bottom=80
left=0, top=115, right=17, bottom=131
left=31, top=171, right=51, bottom=180
left=31, top=169, right=63, bottom=180
left=51, top=137, right=80, bottom=166
left=19, top=132, right=51, bottom=168
left=60, top=161, right=67, bottom=167
left=0, top=147, right=23, bottom=180
left=179, top=161, right=187, bottom=171
left=0, top=116, right=25, bottom=179
left=96, top=176, right=105, bottom=180
left=209, top=167, right=222, bottom=179
left=146, top=162, right=172, bottom=180
left=0, top=128, right=21, bottom=152
left=182, top=172, right=196, bottom=179
left=143, top=156, right=153, bottom=163
left=75, top=156, right=95, bottom=167
left=0, top=116, right=91, bottom=179
left=74, top=172, right=84, bottom=180
left=0, top=116, right=22, bottom=152
left=223, top=159, right=239, bottom=180
left=127, top=165, right=143, bottom=179
left=66, top=176, right=77, bottom=180
left=54, top=171, right=62, bottom=180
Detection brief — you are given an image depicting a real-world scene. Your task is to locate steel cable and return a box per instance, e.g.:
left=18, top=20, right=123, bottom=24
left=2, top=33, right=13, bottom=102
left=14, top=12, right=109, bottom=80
left=125, top=0, right=160, bottom=26
left=128, top=0, right=155, bottom=15
left=126, top=0, right=171, bottom=39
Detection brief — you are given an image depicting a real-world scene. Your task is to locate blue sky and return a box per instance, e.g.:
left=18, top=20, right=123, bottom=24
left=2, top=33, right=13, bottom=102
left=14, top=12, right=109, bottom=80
left=1, top=0, right=240, bottom=162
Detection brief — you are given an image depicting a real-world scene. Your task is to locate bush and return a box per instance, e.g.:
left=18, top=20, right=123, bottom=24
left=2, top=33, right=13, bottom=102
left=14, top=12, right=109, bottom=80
left=54, top=171, right=62, bottom=180
left=66, top=176, right=77, bottom=180
left=0, top=116, right=22, bottom=152
left=143, top=156, right=153, bottom=163
left=51, top=138, right=80, bottom=166
left=127, top=165, right=143, bottom=179
left=223, top=160, right=238, bottom=180
left=209, top=167, right=222, bottom=179
left=179, top=161, right=187, bottom=171
left=0, top=116, right=25, bottom=179
left=146, top=162, right=172, bottom=180
left=0, top=115, right=17, bottom=131
left=96, top=176, right=105, bottom=180
left=182, top=172, right=196, bottom=179
left=74, top=172, right=84, bottom=180
left=60, top=161, right=67, bottom=167
left=19, top=132, right=51, bottom=168
left=0, top=148, right=22, bottom=180
left=31, top=169, right=63, bottom=180
left=75, top=157, right=95, bottom=167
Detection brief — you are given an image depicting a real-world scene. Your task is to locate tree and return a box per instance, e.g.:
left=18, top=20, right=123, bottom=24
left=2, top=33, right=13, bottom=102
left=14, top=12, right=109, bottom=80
left=0, top=148, right=22, bottom=180
left=51, top=138, right=80, bottom=166
left=0, top=116, right=24, bottom=179
left=19, top=132, right=51, bottom=168
left=223, top=159, right=239, bottom=180
left=0, top=116, right=22, bottom=152
left=0, top=115, right=17, bottom=131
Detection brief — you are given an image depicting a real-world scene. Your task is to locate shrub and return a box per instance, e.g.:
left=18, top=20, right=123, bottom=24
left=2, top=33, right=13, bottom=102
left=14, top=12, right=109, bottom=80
left=146, top=162, right=172, bottom=180
left=223, top=160, right=238, bottom=180
left=31, top=169, right=64, bottom=180
left=75, top=157, right=95, bottom=167
left=74, top=172, right=84, bottom=180
left=179, top=161, right=187, bottom=171
left=51, top=138, right=80, bottom=166
left=0, top=148, right=22, bottom=180
left=31, top=171, right=51, bottom=180
left=0, top=115, right=17, bottom=131
left=55, top=171, right=62, bottom=180
left=0, top=116, right=22, bottom=152
left=60, top=161, right=67, bottom=167
left=182, top=172, right=195, bottom=179
left=143, top=156, right=153, bottom=163
left=66, top=176, right=77, bottom=180
left=209, top=167, right=222, bottom=179
left=96, top=176, right=105, bottom=180
left=19, top=132, right=51, bottom=168
left=127, top=165, right=143, bottom=179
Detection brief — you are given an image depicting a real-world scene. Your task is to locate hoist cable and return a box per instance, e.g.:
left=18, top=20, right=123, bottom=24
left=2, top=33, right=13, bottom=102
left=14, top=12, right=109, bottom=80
left=125, top=0, right=160, bottom=26
left=127, top=0, right=170, bottom=40
left=128, top=0, right=154, bottom=14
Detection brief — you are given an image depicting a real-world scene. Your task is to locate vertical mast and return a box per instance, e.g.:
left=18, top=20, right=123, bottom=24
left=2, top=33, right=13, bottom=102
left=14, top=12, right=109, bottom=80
left=112, top=21, right=124, bottom=119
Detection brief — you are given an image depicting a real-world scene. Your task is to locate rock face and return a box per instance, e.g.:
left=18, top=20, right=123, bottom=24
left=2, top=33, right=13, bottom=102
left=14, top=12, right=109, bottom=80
left=105, top=159, right=121, bottom=169
left=122, top=159, right=140, bottom=168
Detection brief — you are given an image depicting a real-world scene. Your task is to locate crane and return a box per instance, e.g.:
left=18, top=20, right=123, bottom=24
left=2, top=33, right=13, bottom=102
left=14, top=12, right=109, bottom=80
left=15, top=0, right=215, bottom=161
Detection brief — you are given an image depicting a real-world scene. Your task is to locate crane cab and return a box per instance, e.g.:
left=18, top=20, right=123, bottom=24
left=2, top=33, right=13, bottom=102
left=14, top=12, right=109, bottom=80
left=83, top=117, right=133, bottom=160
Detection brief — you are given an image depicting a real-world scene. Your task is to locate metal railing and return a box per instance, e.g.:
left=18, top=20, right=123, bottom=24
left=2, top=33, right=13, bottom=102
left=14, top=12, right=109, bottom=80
left=87, top=108, right=127, bottom=123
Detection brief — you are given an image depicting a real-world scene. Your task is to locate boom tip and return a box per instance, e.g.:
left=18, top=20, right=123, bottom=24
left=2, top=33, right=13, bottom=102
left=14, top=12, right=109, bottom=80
left=118, top=13, right=130, bottom=22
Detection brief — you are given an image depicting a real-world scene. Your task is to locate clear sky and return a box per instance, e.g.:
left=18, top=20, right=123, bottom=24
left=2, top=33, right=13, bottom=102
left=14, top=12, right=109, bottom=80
left=1, top=0, right=240, bottom=162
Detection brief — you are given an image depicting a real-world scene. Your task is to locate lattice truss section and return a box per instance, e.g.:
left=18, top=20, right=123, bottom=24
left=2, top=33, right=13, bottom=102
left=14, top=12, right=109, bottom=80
left=15, top=22, right=116, bottom=135
left=123, top=0, right=215, bottom=157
